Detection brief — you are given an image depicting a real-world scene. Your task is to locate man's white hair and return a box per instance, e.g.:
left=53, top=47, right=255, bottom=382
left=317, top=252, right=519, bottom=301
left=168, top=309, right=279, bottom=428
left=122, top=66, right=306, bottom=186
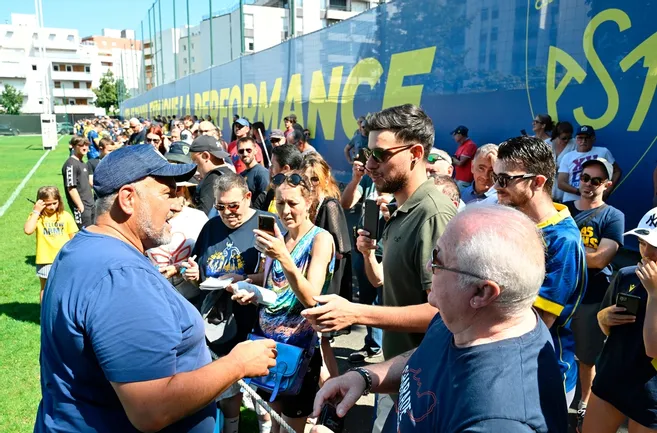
left=430, top=147, right=451, bottom=162
left=129, top=117, right=139, bottom=125
left=473, top=143, right=499, bottom=162
left=451, top=204, right=545, bottom=316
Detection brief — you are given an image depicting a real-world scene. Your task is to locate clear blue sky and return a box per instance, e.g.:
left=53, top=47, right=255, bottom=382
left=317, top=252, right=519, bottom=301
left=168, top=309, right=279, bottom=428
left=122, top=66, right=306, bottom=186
left=0, top=0, right=213, bottom=39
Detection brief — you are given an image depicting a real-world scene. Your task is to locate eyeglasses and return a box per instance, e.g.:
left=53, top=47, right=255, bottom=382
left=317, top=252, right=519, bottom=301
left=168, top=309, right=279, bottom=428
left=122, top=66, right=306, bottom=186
left=492, top=173, right=537, bottom=188
left=214, top=199, right=243, bottom=212
left=580, top=173, right=606, bottom=187
left=272, top=173, right=308, bottom=189
left=238, top=148, right=253, bottom=154
left=363, top=144, right=415, bottom=164
left=146, top=137, right=161, bottom=144
left=427, top=153, right=448, bottom=164
left=431, top=248, right=491, bottom=280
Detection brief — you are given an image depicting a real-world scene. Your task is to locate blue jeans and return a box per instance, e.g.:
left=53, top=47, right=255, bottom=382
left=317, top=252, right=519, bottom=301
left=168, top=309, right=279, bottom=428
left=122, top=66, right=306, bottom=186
left=352, top=251, right=382, bottom=351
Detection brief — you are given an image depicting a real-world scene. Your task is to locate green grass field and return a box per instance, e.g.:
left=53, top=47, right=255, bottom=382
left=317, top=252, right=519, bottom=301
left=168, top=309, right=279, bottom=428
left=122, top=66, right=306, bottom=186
left=0, top=135, right=69, bottom=432
left=0, top=135, right=258, bottom=432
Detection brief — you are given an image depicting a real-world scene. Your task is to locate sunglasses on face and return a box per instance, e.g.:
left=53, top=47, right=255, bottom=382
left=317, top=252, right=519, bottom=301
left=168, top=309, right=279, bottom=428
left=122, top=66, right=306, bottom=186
left=558, top=135, right=571, bottom=142
left=492, top=173, right=537, bottom=188
left=146, top=137, right=161, bottom=144
left=238, top=148, right=253, bottom=154
left=363, top=144, right=415, bottom=164
left=580, top=173, right=606, bottom=187
left=214, top=201, right=242, bottom=212
left=431, top=248, right=490, bottom=280
left=272, top=173, right=308, bottom=189
left=427, top=153, right=448, bottom=164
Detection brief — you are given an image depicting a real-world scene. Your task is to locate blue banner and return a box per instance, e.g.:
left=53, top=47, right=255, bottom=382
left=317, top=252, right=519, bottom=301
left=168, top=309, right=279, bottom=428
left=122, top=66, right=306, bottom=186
left=122, top=0, right=657, bottom=244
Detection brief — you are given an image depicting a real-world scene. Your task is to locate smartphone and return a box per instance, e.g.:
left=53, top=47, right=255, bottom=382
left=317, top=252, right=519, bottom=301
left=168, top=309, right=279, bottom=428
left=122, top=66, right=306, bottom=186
left=616, top=292, right=641, bottom=316
left=318, top=403, right=344, bottom=433
left=386, top=202, right=398, bottom=215
left=355, top=148, right=368, bottom=165
left=258, top=214, right=276, bottom=236
left=520, top=129, right=528, bottom=136
left=363, top=199, right=379, bottom=241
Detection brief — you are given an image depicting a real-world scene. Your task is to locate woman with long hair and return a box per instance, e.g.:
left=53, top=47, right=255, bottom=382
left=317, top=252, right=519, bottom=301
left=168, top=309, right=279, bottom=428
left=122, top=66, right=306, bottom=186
left=145, top=124, right=167, bottom=154
left=532, top=113, right=554, bottom=143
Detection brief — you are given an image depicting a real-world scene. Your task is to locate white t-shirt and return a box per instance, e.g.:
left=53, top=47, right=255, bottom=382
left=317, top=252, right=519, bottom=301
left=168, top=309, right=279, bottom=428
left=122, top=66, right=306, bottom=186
left=551, top=138, right=577, bottom=202
left=146, top=206, right=209, bottom=299
left=558, top=146, right=615, bottom=202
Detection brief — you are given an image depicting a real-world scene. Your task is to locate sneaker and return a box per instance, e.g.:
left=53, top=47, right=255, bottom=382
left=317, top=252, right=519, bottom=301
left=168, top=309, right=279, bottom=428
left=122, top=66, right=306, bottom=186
left=576, top=407, right=586, bottom=433
left=348, top=346, right=382, bottom=364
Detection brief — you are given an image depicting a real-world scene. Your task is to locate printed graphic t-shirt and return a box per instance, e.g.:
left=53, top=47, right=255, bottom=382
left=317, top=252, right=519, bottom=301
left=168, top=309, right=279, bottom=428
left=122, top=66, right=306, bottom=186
left=32, top=211, right=78, bottom=264
left=558, top=146, right=615, bottom=202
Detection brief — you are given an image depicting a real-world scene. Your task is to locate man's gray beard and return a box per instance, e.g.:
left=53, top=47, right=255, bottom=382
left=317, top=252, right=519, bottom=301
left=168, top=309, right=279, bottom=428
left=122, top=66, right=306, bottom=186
left=138, top=203, right=172, bottom=248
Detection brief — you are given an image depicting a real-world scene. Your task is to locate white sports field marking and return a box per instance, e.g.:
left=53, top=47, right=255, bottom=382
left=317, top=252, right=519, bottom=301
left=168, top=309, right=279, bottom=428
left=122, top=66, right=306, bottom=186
left=0, top=135, right=67, bottom=218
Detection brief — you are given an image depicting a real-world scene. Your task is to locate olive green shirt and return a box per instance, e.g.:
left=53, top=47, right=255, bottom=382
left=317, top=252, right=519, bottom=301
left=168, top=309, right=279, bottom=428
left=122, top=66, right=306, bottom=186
left=380, top=179, right=456, bottom=359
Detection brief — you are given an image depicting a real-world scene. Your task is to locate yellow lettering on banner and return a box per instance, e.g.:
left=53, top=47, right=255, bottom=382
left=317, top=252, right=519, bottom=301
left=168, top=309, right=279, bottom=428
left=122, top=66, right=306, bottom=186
left=242, top=83, right=259, bottom=122
left=172, top=96, right=179, bottom=115
left=163, top=98, right=170, bottom=116
left=194, top=93, right=203, bottom=115
left=210, top=90, right=220, bottom=123
left=202, top=91, right=211, bottom=117
left=546, top=46, right=587, bottom=122
left=229, top=85, right=243, bottom=119
left=307, top=67, right=343, bottom=140
left=341, top=58, right=384, bottom=138
left=620, top=32, right=657, bottom=131
left=573, top=9, right=630, bottom=129
left=382, top=47, right=436, bottom=109
left=257, top=78, right=283, bottom=130
left=218, top=88, right=230, bottom=131
left=185, top=94, right=191, bottom=114
left=280, top=74, right=304, bottom=129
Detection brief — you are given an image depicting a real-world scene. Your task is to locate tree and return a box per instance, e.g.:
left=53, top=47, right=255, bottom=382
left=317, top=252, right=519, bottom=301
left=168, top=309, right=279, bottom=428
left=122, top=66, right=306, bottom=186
left=93, top=71, right=129, bottom=115
left=0, top=84, right=24, bottom=115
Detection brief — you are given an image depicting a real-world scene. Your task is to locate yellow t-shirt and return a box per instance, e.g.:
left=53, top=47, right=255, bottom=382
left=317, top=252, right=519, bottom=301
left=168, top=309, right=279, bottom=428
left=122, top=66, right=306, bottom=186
left=31, top=211, right=78, bottom=264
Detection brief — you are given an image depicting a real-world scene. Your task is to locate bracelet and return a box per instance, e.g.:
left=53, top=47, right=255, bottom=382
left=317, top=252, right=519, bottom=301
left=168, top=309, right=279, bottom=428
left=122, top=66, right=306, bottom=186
left=348, top=367, right=372, bottom=396
left=32, top=210, right=41, bottom=215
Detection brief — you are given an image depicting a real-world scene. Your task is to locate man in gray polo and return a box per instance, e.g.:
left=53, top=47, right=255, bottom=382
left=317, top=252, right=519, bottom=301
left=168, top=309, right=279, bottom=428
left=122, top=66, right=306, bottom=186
left=303, top=104, right=455, bottom=431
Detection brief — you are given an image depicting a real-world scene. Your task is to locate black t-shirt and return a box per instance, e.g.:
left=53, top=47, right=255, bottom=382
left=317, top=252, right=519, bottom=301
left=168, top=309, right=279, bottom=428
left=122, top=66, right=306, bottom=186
left=386, top=314, right=568, bottom=433
left=87, top=158, right=100, bottom=175
left=192, top=210, right=284, bottom=355
left=128, top=129, right=146, bottom=145
left=241, top=164, right=270, bottom=207
left=194, top=166, right=233, bottom=215
left=62, top=156, right=94, bottom=208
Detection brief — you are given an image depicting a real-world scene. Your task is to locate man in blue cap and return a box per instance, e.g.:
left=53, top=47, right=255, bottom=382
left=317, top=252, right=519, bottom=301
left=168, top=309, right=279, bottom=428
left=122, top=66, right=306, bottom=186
left=35, top=145, right=277, bottom=433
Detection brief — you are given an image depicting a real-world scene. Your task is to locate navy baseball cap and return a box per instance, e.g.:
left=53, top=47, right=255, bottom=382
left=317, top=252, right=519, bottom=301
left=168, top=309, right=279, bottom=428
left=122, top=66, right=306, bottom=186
left=576, top=125, right=595, bottom=136
left=451, top=125, right=469, bottom=136
left=93, top=145, right=197, bottom=198
left=165, top=141, right=193, bottom=164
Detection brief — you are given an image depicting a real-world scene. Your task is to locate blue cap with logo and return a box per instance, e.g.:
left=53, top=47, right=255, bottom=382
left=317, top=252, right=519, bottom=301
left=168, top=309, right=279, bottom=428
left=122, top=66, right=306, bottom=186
left=451, top=125, right=469, bottom=136
left=93, top=144, right=197, bottom=198
left=576, top=125, right=595, bottom=137
left=165, top=141, right=193, bottom=164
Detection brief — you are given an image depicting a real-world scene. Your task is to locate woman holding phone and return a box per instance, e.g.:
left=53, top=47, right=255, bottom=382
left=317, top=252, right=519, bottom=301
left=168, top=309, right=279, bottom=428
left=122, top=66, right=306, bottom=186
left=234, top=171, right=335, bottom=433
left=583, top=207, right=657, bottom=433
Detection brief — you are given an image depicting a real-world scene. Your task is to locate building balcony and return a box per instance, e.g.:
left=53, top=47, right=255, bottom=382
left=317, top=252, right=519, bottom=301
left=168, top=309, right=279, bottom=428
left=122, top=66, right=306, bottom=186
left=34, top=39, right=78, bottom=51
left=51, top=70, right=93, bottom=81
left=52, top=88, right=95, bottom=98
left=324, top=7, right=358, bottom=20
left=0, top=62, right=26, bottom=78
left=54, top=104, right=103, bottom=115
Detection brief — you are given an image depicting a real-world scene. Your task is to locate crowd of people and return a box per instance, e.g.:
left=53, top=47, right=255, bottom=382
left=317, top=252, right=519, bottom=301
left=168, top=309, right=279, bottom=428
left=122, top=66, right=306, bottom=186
left=25, top=105, right=657, bottom=433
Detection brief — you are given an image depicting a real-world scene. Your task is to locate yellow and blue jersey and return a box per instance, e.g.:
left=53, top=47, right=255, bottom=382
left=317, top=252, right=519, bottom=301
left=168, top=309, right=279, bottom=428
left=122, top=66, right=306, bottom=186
left=534, top=203, right=587, bottom=394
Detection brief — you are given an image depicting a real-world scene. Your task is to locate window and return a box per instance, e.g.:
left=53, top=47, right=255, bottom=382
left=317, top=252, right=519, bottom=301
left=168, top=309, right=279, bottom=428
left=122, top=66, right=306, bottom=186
left=481, top=8, right=489, bottom=21
left=245, top=37, right=254, bottom=52
left=86, top=82, right=91, bottom=89
left=183, top=58, right=187, bottom=64
left=66, top=65, right=72, bottom=72
left=67, top=34, right=74, bottom=41
left=5, top=31, right=13, bottom=39
left=48, top=33, right=56, bottom=41
left=191, top=56, right=195, bottom=62
left=244, top=13, right=254, bottom=29
left=491, top=27, right=498, bottom=42
left=32, top=64, right=37, bottom=71
left=183, top=44, right=186, bottom=51
left=84, top=65, right=90, bottom=72
left=54, top=81, right=61, bottom=88
left=492, top=7, right=499, bottom=19
left=73, top=82, right=80, bottom=89
left=53, top=64, right=59, bottom=71
left=32, top=33, right=38, bottom=40
left=69, top=99, right=76, bottom=105
left=191, top=43, right=194, bottom=49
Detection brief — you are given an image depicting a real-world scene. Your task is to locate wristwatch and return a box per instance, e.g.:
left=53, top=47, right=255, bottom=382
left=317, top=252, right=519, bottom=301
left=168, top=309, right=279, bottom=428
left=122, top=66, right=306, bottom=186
left=348, top=367, right=373, bottom=396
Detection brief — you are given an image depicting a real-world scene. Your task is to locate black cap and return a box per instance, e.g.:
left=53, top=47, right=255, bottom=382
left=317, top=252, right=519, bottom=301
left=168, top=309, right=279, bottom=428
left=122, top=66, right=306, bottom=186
left=189, top=135, right=230, bottom=159
left=451, top=125, right=469, bottom=136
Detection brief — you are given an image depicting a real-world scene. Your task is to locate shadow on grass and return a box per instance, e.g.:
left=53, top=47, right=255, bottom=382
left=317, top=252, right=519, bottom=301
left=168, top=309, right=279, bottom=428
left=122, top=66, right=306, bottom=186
left=25, top=255, right=36, bottom=266
left=0, top=302, right=40, bottom=325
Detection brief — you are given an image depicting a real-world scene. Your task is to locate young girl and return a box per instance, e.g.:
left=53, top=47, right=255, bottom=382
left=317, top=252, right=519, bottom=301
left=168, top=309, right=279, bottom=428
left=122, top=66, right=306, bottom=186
left=24, top=186, right=78, bottom=301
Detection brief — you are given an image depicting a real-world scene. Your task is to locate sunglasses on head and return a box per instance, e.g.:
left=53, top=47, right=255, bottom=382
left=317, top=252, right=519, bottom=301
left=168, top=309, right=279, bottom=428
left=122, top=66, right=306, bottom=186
left=214, top=201, right=241, bottom=212
left=580, top=173, right=606, bottom=187
left=272, top=173, right=308, bottom=188
left=363, top=144, right=415, bottom=163
left=238, top=148, right=253, bottom=154
left=427, top=153, right=447, bottom=164
left=492, top=173, right=537, bottom=188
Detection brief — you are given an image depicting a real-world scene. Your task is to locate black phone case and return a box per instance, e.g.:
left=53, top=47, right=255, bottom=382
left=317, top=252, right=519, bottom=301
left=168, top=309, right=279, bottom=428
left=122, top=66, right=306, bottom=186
left=616, top=292, right=641, bottom=316
left=318, top=404, right=344, bottom=433
left=258, top=215, right=276, bottom=235
left=363, top=199, right=379, bottom=241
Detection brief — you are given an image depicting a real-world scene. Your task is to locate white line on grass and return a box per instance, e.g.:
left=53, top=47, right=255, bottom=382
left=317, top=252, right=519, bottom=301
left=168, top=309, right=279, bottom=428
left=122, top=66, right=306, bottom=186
left=0, top=135, right=67, bottom=218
